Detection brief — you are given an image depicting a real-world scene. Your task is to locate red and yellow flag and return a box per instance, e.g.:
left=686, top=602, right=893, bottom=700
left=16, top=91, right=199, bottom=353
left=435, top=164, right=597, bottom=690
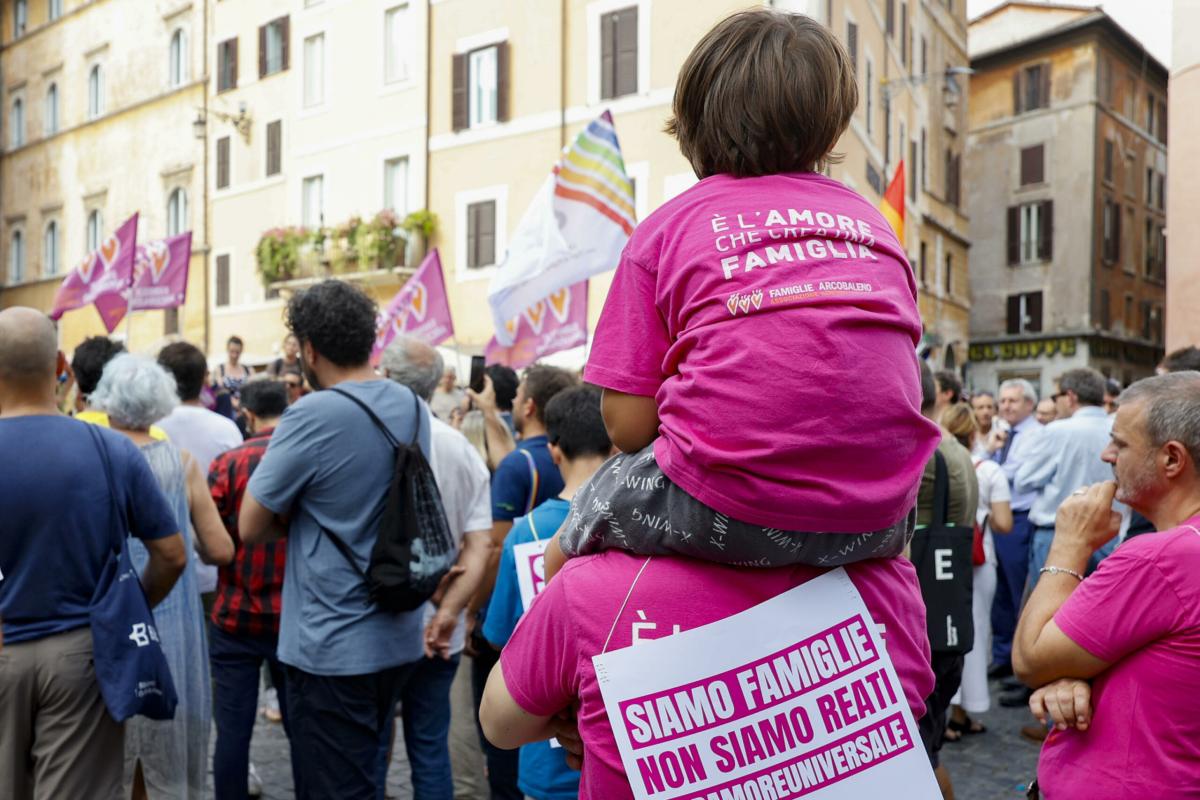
left=880, top=160, right=905, bottom=247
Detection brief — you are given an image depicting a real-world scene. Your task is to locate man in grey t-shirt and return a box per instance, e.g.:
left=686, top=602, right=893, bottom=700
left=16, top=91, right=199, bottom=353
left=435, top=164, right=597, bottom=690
left=241, top=281, right=430, bottom=800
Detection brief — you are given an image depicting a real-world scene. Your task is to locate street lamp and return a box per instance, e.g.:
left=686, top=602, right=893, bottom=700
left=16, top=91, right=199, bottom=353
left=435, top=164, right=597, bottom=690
left=192, top=102, right=253, bottom=143
left=881, top=65, right=976, bottom=103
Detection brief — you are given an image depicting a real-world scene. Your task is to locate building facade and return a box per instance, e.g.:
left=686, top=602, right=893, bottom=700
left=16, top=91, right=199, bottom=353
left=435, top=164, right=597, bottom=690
left=206, top=0, right=429, bottom=364
left=0, top=0, right=208, bottom=350
left=1167, top=0, right=1196, bottom=350
left=965, top=2, right=1167, bottom=395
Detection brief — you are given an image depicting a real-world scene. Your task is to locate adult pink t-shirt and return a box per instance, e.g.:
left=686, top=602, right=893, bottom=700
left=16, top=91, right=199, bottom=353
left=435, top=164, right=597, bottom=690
left=500, top=551, right=934, bottom=800
left=1039, top=522, right=1200, bottom=798
left=584, top=172, right=939, bottom=532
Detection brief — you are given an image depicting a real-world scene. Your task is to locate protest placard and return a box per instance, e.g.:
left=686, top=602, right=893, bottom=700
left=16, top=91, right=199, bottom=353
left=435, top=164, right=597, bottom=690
left=592, top=568, right=939, bottom=800
left=513, top=539, right=550, bottom=613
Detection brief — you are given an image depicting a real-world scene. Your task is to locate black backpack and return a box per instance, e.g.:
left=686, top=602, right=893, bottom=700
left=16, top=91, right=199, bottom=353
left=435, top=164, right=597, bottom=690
left=320, top=386, right=457, bottom=613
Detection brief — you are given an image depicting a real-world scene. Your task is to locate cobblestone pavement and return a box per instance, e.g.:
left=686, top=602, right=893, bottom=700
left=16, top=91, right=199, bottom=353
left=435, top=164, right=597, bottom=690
left=217, top=675, right=1041, bottom=800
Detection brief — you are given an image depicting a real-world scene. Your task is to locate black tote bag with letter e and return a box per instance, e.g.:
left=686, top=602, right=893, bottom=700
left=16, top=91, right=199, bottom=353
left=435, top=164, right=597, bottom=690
left=910, top=450, right=975, bottom=654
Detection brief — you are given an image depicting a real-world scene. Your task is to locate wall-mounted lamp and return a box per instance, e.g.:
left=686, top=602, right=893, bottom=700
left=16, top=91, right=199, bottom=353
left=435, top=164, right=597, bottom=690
left=192, top=102, right=253, bottom=143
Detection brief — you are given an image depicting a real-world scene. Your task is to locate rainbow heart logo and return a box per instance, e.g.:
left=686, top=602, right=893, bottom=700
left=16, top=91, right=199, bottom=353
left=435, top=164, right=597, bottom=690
left=408, top=281, right=427, bottom=322
left=750, top=289, right=763, bottom=310
left=77, top=254, right=98, bottom=284
left=726, top=294, right=740, bottom=316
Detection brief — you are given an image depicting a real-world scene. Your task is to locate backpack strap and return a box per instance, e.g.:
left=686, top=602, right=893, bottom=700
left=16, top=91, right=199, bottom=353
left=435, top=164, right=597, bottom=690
left=84, top=424, right=127, bottom=557
left=932, top=449, right=951, bottom=529
left=329, top=386, right=403, bottom=448
left=519, top=448, right=539, bottom=514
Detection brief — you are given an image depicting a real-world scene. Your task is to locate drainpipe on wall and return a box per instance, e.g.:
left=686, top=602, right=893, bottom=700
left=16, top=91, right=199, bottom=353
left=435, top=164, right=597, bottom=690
left=201, top=0, right=211, bottom=354
left=560, top=0, right=567, bottom=151
left=423, top=0, right=432, bottom=216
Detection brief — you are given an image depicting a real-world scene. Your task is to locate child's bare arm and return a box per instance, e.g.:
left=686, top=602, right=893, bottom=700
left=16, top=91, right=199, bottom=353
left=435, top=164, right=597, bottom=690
left=601, top=388, right=660, bottom=454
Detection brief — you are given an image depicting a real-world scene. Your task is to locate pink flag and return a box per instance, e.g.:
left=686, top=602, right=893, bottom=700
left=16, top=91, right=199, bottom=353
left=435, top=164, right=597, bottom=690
left=485, top=281, right=588, bottom=369
left=49, top=213, right=138, bottom=333
left=130, top=232, right=192, bottom=311
left=372, top=249, right=455, bottom=362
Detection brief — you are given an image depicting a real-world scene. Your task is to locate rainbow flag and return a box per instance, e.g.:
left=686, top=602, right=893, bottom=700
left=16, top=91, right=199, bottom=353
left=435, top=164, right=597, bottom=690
left=880, top=160, right=905, bottom=247
left=487, top=111, right=633, bottom=345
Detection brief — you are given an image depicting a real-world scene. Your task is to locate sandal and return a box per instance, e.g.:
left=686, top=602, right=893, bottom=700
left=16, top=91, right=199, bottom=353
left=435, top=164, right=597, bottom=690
left=947, top=715, right=987, bottom=737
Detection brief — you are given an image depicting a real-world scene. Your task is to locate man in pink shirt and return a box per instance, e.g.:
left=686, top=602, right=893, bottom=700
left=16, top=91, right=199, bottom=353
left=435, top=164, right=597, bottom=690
left=1014, top=371, right=1200, bottom=798
left=479, top=554, right=934, bottom=799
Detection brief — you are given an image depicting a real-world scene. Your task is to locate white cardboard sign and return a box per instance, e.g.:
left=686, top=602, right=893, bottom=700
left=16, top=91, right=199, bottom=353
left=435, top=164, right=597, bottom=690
left=513, top=538, right=551, bottom=613
left=592, top=568, right=939, bottom=800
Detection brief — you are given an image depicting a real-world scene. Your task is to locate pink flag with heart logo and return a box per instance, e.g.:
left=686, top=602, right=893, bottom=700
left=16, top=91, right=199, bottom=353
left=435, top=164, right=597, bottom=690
left=130, top=232, right=192, bottom=311
left=49, top=213, right=138, bottom=333
left=484, top=280, right=588, bottom=369
left=372, top=249, right=455, bottom=362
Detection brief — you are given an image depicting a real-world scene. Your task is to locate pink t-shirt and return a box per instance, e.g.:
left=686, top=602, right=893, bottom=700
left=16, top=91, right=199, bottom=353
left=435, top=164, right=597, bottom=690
left=500, top=551, right=934, bottom=800
left=1039, top=522, right=1200, bottom=798
left=583, top=172, right=939, bottom=531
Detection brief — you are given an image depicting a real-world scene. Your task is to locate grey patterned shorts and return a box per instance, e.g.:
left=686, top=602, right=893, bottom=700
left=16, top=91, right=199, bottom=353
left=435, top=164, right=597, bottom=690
left=557, top=443, right=915, bottom=568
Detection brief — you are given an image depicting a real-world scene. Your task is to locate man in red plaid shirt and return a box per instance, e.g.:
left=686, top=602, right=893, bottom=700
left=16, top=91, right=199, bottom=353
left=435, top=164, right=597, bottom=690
left=207, top=379, right=291, bottom=800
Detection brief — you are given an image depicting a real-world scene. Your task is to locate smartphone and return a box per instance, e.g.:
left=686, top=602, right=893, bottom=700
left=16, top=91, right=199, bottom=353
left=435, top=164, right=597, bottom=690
left=469, top=355, right=486, bottom=394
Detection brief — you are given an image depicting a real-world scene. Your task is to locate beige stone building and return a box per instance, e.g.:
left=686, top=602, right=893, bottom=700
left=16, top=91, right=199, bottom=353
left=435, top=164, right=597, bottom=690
left=965, top=2, right=1167, bottom=394
left=0, top=0, right=208, bottom=351
left=206, top=0, right=430, bottom=364
left=1167, top=0, right=1196, bottom=350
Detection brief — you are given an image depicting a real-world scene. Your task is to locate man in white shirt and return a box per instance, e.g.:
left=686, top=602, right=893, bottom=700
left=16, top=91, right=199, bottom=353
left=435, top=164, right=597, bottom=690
left=380, top=336, right=492, bottom=798
left=157, top=341, right=243, bottom=604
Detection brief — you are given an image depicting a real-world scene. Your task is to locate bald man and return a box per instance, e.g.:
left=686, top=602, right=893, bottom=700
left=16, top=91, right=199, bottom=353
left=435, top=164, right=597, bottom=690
left=0, top=307, right=187, bottom=800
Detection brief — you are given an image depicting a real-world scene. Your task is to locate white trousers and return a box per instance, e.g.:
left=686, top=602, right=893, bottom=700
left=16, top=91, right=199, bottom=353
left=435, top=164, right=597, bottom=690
left=951, top=562, right=998, bottom=714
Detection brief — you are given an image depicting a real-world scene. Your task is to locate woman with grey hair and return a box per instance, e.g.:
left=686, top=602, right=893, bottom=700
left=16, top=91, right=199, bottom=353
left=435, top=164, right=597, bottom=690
left=91, top=354, right=234, bottom=799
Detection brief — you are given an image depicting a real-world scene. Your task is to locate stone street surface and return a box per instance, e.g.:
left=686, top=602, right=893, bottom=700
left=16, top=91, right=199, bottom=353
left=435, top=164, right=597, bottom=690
left=214, top=673, right=1041, bottom=800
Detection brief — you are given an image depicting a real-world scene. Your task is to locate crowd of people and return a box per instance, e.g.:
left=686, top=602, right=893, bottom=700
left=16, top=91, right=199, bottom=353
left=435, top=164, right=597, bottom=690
left=3, top=8, right=1200, bottom=800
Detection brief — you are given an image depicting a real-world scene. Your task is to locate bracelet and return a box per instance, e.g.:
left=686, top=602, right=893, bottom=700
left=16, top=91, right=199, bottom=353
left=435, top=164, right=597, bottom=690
left=1040, top=566, right=1084, bottom=582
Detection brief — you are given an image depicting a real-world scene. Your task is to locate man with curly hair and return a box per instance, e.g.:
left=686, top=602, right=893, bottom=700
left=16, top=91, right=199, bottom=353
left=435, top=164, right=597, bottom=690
left=239, top=281, right=432, bottom=799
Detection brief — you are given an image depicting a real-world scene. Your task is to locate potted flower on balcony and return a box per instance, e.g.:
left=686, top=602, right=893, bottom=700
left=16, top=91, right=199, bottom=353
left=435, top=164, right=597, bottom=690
left=356, top=210, right=405, bottom=271
left=402, top=210, right=438, bottom=265
left=255, top=227, right=304, bottom=285
left=329, top=215, right=362, bottom=274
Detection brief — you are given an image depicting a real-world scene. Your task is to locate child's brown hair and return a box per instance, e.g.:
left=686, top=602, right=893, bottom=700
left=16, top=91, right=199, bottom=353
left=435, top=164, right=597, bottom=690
left=666, top=9, right=858, bottom=179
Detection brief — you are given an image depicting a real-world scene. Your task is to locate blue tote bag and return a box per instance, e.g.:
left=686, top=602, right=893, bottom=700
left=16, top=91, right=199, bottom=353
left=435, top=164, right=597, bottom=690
left=85, top=424, right=178, bottom=722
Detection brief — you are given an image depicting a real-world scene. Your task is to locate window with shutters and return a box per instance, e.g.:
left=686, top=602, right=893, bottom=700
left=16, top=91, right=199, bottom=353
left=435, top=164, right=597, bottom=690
left=9, top=98, right=24, bottom=149
left=1140, top=300, right=1153, bottom=340
left=1157, top=174, right=1165, bottom=210
left=944, top=254, right=952, bottom=295
left=920, top=128, right=927, bottom=191
left=302, top=175, right=324, bottom=229
left=164, top=307, right=179, bottom=336
left=1124, top=294, right=1133, bottom=332
left=600, top=7, right=639, bottom=100
left=1098, top=57, right=1112, bottom=105
left=218, top=38, right=238, bottom=92
left=216, top=137, right=230, bottom=189
left=1145, top=93, right=1155, bottom=135
left=1019, top=144, right=1044, bottom=186
left=921, top=37, right=927, bottom=75
left=1007, top=201, right=1053, bottom=265
left=303, top=33, right=325, bottom=108
left=1145, top=218, right=1156, bottom=278
left=886, top=0, right=894, bottom=36
left=86, top=210, right=102, bottom=251
left=216, top=254, right=230, bottom=307
left=1101, top=199, right=1120, bottom=265
left=918, top=241, right=927, bottom=286
left=900, top=4, right=908, bottom=65
left=1103, top=139, right=1114, bottom=184
left=259, top=16, right=289, bottom=78
left=466, top=200, right=497, bottom=269
left=943, top=149, right=960, bottom=207
left=1146, top=167, right=1154, bottom=206
left=846, top=21, right=857, bottom=74
left=14, top=0, right=26, bottom=37
left=1013, top=62, right=1050, bottom=114
left=1123, top=207, right=1135, bottom=273
left=266, top=121, right=282, bottom=177
left=1006, top=291, right=1043, bottom=334
left=49, top=0, right=61, bottom=21
left=1099, top=289, right=1110, bottom=330
left=1156, top=102, right=1167, bottom=145
left=453, top=42, right=509, bottom=131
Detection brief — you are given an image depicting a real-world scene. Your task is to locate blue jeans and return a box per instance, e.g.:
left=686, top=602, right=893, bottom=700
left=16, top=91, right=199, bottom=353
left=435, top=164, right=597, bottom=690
left=376, top=655, right=460, bottom=800
left=991, top=510, right=1032, bottom=667
left=209, top=625, right=290, bottom=800
left=286, top=661, right=417, bottom=800
left=1027, top=525, right=1117, bottom=592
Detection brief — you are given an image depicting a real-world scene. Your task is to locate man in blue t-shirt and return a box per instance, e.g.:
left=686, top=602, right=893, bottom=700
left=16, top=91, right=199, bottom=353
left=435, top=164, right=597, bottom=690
left=0, top=308, right=185, bottom=800
left=468, top=363, right=576, bottom=800
left=240, top=282, right=430, bottom=800
left=483, top=385, right=612, bottom=800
